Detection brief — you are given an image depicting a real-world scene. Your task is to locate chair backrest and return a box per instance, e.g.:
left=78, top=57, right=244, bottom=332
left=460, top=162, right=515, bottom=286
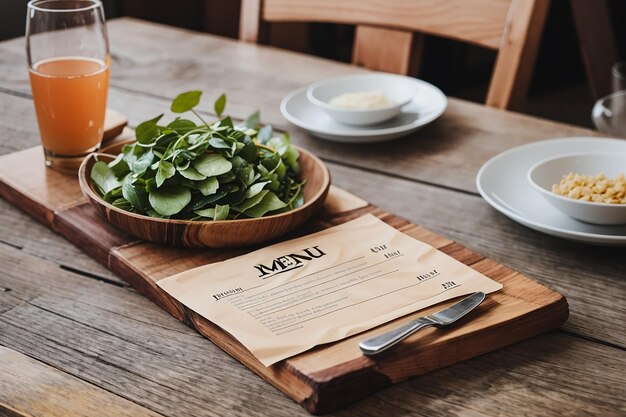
left=239, top=0, right=551, bottom=110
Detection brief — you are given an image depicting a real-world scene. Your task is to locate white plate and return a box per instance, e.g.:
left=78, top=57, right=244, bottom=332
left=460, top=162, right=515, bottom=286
left=280, top=75, right=447, bottom=143
left=476, top=137, right=626, bottom=245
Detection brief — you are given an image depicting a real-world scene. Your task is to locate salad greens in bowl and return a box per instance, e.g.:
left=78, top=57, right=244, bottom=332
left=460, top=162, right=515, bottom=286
left=78, top=91, right=330, bottom=248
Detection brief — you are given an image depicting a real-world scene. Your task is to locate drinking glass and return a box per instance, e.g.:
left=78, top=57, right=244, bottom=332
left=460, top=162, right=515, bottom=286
left=612, top=61, right=626, bottom=93
left=593, top=61, right=626, bottom=138
left=26, top=0, right=110, bottom=172
left=592, top=90, right=626, bottom=138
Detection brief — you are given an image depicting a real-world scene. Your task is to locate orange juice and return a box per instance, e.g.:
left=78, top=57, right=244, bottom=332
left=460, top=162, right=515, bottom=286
left=29, top=56, right=109, bottom=156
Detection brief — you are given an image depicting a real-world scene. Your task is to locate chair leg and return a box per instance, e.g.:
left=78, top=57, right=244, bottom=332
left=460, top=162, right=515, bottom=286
left=570, top=0, right=619, bottom=99
left=486, top=0, right=551, bottom=110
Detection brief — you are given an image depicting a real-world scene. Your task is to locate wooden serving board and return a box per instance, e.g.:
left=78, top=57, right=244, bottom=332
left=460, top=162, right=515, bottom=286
left=0, top=145, right=569, bottom=414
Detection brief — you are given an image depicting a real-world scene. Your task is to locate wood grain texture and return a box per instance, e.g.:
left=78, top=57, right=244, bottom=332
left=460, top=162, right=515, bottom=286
left=352, top=25, right=414, bottom=74
left=325, top=161, right=626, bottom=348
left=0, top=144, right=568, bottom=413
left=1, top=243, right=622, bottom=417
left=239, top=0, right=264, bottom=42
left=0, top=346, right=162, bottom=417
left=244, top=0, right=547, bottom=108
left=0, top=44, right=601, bottom=196
left=0, top=54, right=616, bottom=346
left=0, top=81, right=619, bottom=346
left=78, top=145, right=330, bottom=248
left=0, top=19, right=624, bottom=417
left=103, top=109, right=129, bottom=142
left=260, top=0, right=512, bottom=49
left=0, top=198, right=124, bottom=287
left=486, top=0, right=550, bottom=109
left=0, top=147, right=86, bottom=225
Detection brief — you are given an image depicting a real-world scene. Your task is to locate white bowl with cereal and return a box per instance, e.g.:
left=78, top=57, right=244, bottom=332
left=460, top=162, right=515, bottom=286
left=528, top=153, right=626, bottom=225
left=306, top=74, right=413, bottom=126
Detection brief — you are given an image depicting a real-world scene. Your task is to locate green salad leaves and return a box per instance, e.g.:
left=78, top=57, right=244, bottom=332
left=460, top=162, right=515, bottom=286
left=90, top=91, right=304, bottom=220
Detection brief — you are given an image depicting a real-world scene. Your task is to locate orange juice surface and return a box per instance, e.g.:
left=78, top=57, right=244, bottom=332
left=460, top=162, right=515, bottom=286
left=29, top=57, right=109, bottom=155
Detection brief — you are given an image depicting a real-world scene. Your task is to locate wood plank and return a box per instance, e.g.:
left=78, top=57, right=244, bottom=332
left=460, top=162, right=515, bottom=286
left=239, top=0, right=264, bottom=43
left=0, top=18, right=622, bottom=416
left=0, top=245, right=307, bottom=417
left=325, top=161, right=626, bottom=348
left=0, top=147, right=86, bottom=221
left=0, top=244, right=623, bottom=417
left=261, top=0, right=512, bottom=49
left=0, top=142, right=572, bottom=413
left=352, top=25, right=414, bottom=74
left=0, top=346, right=162, bottom=417
left=103, top=109, right=129, bottom=142
left=250, top=0, right=547, bottom=108
left=0, top=90, right=620, bottom=347
left=0, top=199, right=125, bottom=287
left=0, top=54, right=599, bottom=196
left=486, top=0, right=550, bottom=109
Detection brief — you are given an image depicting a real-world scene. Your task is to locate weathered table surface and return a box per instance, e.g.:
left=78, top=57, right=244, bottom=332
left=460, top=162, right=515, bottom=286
left=0, top=18, right=624, bottom=417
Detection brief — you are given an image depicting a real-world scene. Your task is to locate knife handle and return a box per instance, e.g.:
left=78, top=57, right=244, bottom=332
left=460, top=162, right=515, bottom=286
left=359, top=317, right=435, bottom=355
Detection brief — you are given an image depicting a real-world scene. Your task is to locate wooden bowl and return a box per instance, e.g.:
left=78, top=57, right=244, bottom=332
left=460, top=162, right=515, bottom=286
left=78, top=141, right=330, bottom=248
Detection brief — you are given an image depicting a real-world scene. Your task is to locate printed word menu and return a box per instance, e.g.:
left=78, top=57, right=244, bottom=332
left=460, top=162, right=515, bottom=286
left=157, top=214, right=502, bottom=366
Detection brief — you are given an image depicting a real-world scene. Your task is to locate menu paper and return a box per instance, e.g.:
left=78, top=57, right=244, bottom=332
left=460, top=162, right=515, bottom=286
left=157, top=214, right=502, bottom=366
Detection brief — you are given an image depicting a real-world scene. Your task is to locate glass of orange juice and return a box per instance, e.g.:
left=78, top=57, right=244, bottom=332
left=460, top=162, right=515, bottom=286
left=26, top=0, right=110, bottom=172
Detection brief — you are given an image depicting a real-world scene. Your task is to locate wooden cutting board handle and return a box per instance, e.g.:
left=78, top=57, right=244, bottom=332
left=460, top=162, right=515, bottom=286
left=103, top=109, right=128, bottom=142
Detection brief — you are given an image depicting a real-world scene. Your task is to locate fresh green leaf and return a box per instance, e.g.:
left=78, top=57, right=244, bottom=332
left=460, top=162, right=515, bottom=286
left=192, top=153, right=233, bottom=177
left=149, top=185, right=191, bottom=216
left=167, top=119, right=196, bottom=132
left=123, top=145, right=154, bottom=175
left=238, top=136, right=258, bottom=163
left=103, top=186, right=123, bottom=203
left=214, top=94, right=226, bottom=118
left=144, top=177, right=157, bottom=193
left=156, top=160, right=176, bottom=187
left=235, top=190, right=268, bottom=212
left=91, top=161, right=123, bottom=195
left=217, top=170, right=236, bottom=183
left=194, top=207, right=215, bottom=218
left=146, top=209, right=165, bottom=218
left=122, top=175, right=149, bottom=212
left=194, top=204, right=228, bottom=220
left=214, top=204, right=229, bottom=220
left=171, top=91, right=202, bottom=113
left=154, top=132, right=179, bottom=149
left=111, top=198, right=133, bottom=211
left=243, top=111, right=260, bottom=129
left=283, top=146, right=300, bottom=174
left=243, top=191, right=286, bottom=217
left=90, top=89, right=303, bottom=221
left=135, top=114, right=163, bottom=144
left=261, top=152, right=281, bottom=174
left=179, top=165, right=207, bottom=181
left=193, top=191, right=227, bottom=210
left=219, top=116, right=233, bottom=129
left=237, top=165, right=257, bottom=186
left=216, top=186, right=246, bottom=206
left=257, top=125, right=273, bottom=144
left=209, top=136, right=236, bottom=153
left=245, top=180, right=270, bottom=198
left=198, top=176, right=219, bottom=196
left=108, top=154, right=130, bottom=178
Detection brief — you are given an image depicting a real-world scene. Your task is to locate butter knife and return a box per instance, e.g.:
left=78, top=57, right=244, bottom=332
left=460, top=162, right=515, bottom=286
left=359, top=291, right=486, bottom=355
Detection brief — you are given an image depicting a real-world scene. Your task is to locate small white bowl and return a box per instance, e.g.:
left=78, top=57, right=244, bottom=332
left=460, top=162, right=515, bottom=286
left=528, top=153, right=626, bottom=225
left=306, top=74, right=413, bottom=126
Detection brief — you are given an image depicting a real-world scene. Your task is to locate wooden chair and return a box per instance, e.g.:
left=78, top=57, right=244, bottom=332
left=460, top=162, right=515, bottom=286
left=239, top=0, right=551, bottom=110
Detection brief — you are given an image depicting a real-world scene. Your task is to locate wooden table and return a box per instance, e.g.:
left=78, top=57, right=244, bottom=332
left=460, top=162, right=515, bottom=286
left=0, top=18, right=624, bottom=417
